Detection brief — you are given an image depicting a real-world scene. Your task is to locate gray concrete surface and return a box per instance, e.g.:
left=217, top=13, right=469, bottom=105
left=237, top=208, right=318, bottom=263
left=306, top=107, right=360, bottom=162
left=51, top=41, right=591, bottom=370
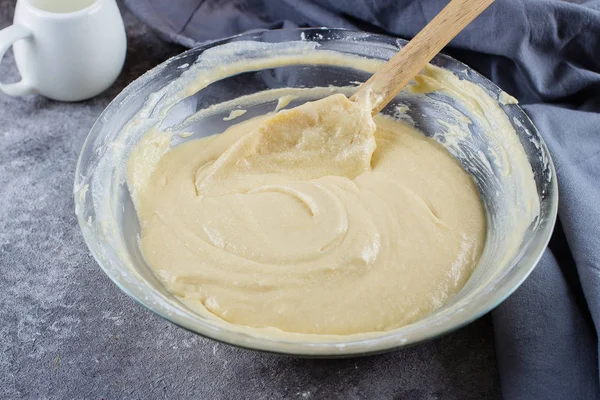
left=0, top=1, right=501, bottom=398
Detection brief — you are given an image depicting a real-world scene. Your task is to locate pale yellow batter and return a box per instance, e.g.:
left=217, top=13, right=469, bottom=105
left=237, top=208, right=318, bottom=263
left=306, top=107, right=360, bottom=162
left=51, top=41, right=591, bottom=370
left=127, top=93, right=486, bottom=335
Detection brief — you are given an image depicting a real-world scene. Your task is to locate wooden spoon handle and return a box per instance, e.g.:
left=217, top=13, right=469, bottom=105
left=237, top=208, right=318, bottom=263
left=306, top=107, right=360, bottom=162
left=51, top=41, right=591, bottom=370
left=350, top=0, right=495, bottom=115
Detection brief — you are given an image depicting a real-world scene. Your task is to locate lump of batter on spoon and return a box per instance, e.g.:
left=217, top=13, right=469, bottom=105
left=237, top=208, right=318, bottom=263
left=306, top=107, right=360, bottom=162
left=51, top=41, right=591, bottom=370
left=195, top=93, right=377, bottom=197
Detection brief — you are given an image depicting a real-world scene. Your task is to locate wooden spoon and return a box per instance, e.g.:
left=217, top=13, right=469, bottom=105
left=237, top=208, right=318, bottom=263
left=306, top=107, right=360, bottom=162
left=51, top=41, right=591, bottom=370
left=350, top=0, right=495, bottom=115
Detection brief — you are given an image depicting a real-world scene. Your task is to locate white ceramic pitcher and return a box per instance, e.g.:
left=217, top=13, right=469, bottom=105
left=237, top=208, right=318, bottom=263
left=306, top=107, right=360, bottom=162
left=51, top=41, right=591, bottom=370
left=0, top=0, right=126, bottom=101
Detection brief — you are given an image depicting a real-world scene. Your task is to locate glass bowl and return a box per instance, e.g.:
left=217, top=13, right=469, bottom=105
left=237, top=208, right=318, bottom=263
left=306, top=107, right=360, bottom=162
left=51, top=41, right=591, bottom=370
left=74, top=28, right=557, bottom=356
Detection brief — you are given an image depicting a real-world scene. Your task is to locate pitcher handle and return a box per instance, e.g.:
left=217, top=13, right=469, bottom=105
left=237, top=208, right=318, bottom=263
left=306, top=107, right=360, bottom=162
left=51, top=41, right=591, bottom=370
left=0, top=24, right=36, bottom=97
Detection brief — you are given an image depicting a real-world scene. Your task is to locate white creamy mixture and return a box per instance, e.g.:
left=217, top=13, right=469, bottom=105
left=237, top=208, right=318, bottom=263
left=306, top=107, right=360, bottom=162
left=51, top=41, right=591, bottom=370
left=127, top=94, right=486, bottom=335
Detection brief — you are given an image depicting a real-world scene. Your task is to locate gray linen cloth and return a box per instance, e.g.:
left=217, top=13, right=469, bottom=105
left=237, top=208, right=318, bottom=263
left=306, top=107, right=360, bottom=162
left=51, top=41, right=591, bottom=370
left=124, top=0, right=600, bottom=398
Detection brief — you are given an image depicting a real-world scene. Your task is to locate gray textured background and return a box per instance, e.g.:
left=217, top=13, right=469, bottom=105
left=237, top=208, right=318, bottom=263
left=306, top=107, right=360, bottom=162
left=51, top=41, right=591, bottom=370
left=0, top=1, right=501, bottom=398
